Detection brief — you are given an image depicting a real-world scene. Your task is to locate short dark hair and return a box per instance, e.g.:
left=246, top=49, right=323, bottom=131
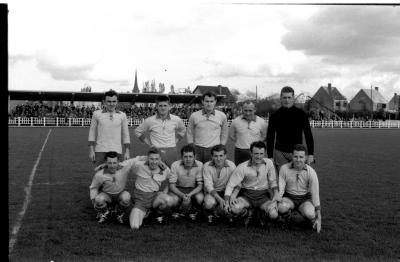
left=148, top=146, right=161, bottom=156
left=202, top=91, right=217, bottom=101
left=181, top=144, right=196, bottom=156
left=155, top=95, right=170, bottom=104
left=250, top=141, right=266, bottom=152
left=280, top=86, right=294, bottom=96
left=211, top=144, right=227, bottom=155
left=293, top=144, right=308, bottom=155
left=103, top=89, right=119, bottom=100
left=105, top=151, right=118, bottom=160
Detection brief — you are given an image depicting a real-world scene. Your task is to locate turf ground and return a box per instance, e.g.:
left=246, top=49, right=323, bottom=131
left=8, top=127, right=400, bottom=261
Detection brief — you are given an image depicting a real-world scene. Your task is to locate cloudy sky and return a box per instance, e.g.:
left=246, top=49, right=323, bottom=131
left=7, top=0, right=400, bottom=101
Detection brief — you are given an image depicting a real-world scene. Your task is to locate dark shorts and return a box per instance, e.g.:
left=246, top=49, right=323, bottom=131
left=234, top=148, right=251, bottom=166
left=158, top=147, right=178, bottom=167
left=194, top=145, right=212, bottom=164
left=238, top=188, right=271, bottom=208
left=283, top=192, right=311, bottom=209
left=95, top=152, right=123, bottom=166
left=133, top=188, right=158, bottom=212
left=273, top=150, right=292, bottom=171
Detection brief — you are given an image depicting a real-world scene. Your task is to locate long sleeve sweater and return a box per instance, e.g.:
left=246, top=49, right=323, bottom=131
left=266, top=106, right=314, bottom=157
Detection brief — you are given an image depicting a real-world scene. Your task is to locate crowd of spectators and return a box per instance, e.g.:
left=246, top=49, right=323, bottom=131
left=12, top=101, right=396, bottom=121
left=9, top=102, right=240, bottom=120
left=9, top=102, right=100, bottom=118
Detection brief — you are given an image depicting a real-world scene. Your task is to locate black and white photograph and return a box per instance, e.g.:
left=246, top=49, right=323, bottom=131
left=7, top=0, right=400, bottom=261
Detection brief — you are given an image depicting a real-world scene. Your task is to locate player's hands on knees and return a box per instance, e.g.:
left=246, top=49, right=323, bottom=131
left=182, top=194, right=190, bottom=204
left=313, top=216, right=321, bottom=233
left=272, top=195, right=282, bottom=203
left=223, top=201, right=231, bottom=213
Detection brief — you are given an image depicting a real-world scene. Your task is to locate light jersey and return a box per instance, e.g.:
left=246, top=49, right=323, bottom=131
left=278, top=162, right=320, bottom=207
left=88, top=109, right=130, bottom=154
left=229, top=115, right=267, bottom=149
left=89, top=160, right=133, bottom=198
left=169, top=160, right=203, bottom=188
left=202, top=159, right=236, bottom=194
left=225, top=158, right=277, bottom=196
left=186, top=109, right=229, bottom=148
left=118, top=157, right=170, bottom=193
left=134, top=113, right=186, bottom=148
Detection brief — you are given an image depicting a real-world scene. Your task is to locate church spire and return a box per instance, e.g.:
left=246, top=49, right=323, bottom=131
left=133, top=70, right=140, bottom=93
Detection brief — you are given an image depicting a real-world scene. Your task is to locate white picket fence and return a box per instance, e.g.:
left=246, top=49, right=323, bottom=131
left=7, top=117, right=400, bottom=128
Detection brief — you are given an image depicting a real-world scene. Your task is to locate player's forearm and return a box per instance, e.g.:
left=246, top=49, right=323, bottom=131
left=189, top=184, right=203, bottom=196
left=170, top=184, right=185, bottom=198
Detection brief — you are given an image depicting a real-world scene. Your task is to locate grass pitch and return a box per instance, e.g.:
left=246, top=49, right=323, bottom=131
left=8, top=127, right=400, bottom=261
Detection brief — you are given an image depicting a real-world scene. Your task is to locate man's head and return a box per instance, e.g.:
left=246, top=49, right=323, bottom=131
left=202, top=91, right=217, bottom=113
left=242, top=100, right=256, bottom=119
left=250, top=141, right=266, bottom=165
left=105, top=151, right=119, bottom=174
left=280, top=86, right=295, bottom=108
left=211, top=144, right=227, bottom=168
left=103, top=89, right=119, bottom=112
left=181, top=144, right=196, bottom=168
left=292, top=144, right=307, bottom=169
left=147, top=147, right=161, bottom=170
left=155, top=95, right=171, bottom=117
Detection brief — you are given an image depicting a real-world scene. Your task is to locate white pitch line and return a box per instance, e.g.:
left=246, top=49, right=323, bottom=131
left=9, top=128, right=53, bottom=254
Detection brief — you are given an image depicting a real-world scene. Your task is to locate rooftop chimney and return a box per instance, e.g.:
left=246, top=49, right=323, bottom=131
left=375, top=86, right=379, bottom=91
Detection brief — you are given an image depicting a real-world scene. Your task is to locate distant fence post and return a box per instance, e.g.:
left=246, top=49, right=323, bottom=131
left=31, top=117, right=33, bottom=126
left=56, top=117, right=59, bottom=126
left=69, top=118, right=71, bottom=127
left=18, top=117, right=20, bottom=126
left=82, top=118, right=84, bottom=126
left=44, top=117, right=46, bottom=126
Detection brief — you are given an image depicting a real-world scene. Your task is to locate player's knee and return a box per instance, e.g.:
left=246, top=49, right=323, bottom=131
left=278, top=202, right=291, bottom=214
left=95, top=195, right=107, bottom=206
left=230, top=203, right=244, bottom=216
left=119, top=192, right=131, bottom=206
left=303, top=208, right=315, bottom=221
left=195, top=192, right=204, bottom=205
left=203, top=195, right=216, bottom=210
left=268, top=208, right=279, bottom=220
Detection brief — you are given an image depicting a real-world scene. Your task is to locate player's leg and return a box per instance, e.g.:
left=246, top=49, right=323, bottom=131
left=94, top=192, right=112, bottom=223
left=260, top=200, right=278, bottom=220
left=152, top=192, right=171, bottom=224
left=298, top=201, right=316, bottom=221
left=129, top=207, right=147, bottom=230
left=278, top=197, right=295, bottom=214
left=187, top=191, right=204, bottom=221
left=203, top=194, right=217, bottom=210
left=115, top=191, right=131, bottom=224
left=229, top=197, right=250, bottom=217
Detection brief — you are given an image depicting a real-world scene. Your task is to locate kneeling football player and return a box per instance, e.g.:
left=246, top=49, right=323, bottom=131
left=167, top=144, right=204, bottom=221
left=224, top=141, right=280, bottom=227
left=127, top=147, right=172, bottom=230
left=277, top=144, right=322, bottom=233
left=89, top=151, right=133, bottom=224
left=202, top=144, right=236, bottom=224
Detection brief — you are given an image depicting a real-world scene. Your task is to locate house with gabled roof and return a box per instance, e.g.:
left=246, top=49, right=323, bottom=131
left=388, top=93, right=400, bottom=112
left=310, top=83, right=348, bottom=112
left=349, top=86, right=388, bottom=112
left=192, top=85, right=236, bottom=104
